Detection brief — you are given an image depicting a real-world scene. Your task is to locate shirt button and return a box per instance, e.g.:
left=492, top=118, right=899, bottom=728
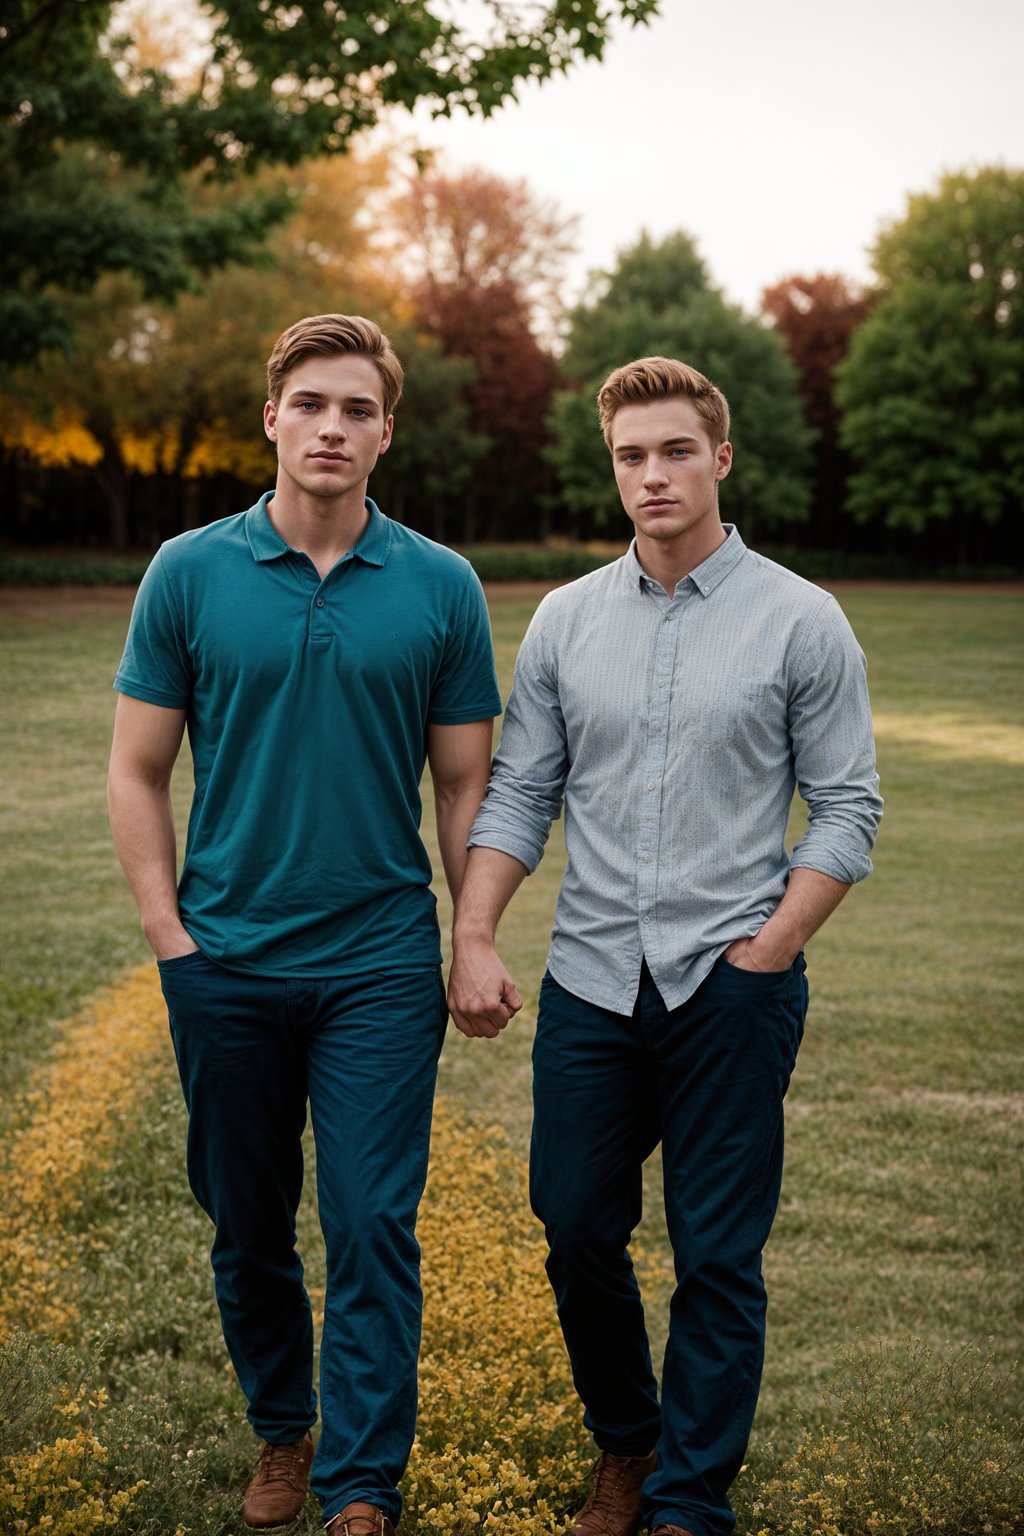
left=316, top=597, right=325, bottom=608
left=643, top=854, right=653, bottom=863
left=643, top=916, right=652, bottom=924
left=646, top=782, right=657, bottom=792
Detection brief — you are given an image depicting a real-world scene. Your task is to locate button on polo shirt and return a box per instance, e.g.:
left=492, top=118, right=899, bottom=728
left=115, top=494, right=501, bottom=976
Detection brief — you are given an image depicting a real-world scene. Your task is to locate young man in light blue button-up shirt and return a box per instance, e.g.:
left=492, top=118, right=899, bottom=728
left=449, top=357, right=882, bottom=1536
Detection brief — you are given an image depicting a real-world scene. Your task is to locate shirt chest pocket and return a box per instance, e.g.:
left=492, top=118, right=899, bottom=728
left=685, top=677, right=783, bottom=750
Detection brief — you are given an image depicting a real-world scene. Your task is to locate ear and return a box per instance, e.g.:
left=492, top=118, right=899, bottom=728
left=715, top=441, right=733, bottom=481
left=263, top=400, right=278, bottom=442
left=377, top=414, right=394, bottom=456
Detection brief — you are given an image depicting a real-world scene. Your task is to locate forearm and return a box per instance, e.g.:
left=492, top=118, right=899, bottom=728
left=731, top=866, right=851, bottom=971
left=452, top=846, right=530, bottom=947
left=434, top=779, right=489, bottom=905
left=107, top=772, right=191, bottom=956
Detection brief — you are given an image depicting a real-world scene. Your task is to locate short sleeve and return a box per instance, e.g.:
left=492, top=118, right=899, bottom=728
left=113, top=548, right=193, bottom=708
left=427, top=567, right=502, bottom=724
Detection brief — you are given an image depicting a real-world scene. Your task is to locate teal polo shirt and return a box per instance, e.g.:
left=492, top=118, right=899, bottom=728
left=115, top=494, right=502, bottom=976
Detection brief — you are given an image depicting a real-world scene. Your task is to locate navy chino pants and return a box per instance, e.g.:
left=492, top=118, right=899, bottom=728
left=531, top=955, right=808, bottom=1536
left=158, top=951, right=447, bottom=1526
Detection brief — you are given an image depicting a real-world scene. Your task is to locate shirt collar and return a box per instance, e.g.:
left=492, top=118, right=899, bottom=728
left=626, top=524, right=747, bottom=598
left=245, top=493, right=391, bottom=567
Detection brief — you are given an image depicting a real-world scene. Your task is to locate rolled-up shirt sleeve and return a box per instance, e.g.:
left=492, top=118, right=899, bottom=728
left=468, top=600, right=570, bottom=873
left=788, top=595, right=883, bottom=884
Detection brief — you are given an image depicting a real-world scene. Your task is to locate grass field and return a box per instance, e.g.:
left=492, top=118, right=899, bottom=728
left=1, top=580, right=1022, bottom=1533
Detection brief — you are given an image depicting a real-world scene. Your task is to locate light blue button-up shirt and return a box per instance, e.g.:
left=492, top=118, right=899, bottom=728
left=469, top=527, right=882, bottom=1015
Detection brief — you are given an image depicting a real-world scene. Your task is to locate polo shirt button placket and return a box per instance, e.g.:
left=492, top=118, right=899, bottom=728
left=311, top=585, right=331, bottom=646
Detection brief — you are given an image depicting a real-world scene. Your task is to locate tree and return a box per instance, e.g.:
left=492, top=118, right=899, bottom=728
left=835, top=166, right=1024, bottom=563
left=389, top=165, right=574, bottom=541
left=548, top=232, right=813, bottom=541
left=392, top=162, right=578, bottom=342
left=368, top=338, right=487, bottom=546
left=761, top=273, right=872, bottom=541
left=0, top=150, right=400, bottom=546
left=1, top=0, right=658, bottom=367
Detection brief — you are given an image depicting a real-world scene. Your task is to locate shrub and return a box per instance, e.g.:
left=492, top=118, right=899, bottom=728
left=751, top=1338, right=1024, bottom=1535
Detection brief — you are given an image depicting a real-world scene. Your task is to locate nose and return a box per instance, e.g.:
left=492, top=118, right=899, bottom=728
left=642, top=458, right=668, bottom=489
left=319, top=411, right=347, bottom=441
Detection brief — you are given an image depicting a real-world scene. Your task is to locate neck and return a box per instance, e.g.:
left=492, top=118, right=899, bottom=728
left=267, top=484, right=370, bottom=578
left=635, top=522, right=727, bottom=595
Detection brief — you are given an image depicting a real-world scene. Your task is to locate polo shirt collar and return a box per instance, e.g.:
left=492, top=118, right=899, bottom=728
left=244, top=492, right=392, bottom=567
left=626, top=523, right=747, bottom=597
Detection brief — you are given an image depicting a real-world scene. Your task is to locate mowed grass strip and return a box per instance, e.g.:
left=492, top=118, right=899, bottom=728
left=1, top=578, right=1022, bottom=1532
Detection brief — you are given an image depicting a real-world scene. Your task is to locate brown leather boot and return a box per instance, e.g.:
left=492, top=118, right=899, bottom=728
left=324, top=1502, right=398, bottom=1536
left=568, top=1449, right=657, bottom=1536
left=242, top=1431, right=314, bottom=1529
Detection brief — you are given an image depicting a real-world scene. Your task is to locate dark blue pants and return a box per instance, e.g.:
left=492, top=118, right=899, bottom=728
left=530, top=956, right=808, bottom=1536
left=158, top=952, right=447, bottom=1525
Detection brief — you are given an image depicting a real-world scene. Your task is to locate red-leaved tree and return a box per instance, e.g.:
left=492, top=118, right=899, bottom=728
left=761, top=273, right=872, bottom=540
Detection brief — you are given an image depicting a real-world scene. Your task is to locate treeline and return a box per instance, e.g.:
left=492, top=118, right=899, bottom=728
left=1, top=7, right=1020, bottom=568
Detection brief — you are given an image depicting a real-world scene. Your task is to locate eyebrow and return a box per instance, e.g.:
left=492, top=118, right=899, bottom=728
left=614, top=434, right=702, bottom=453
left=286, top=389, right=381, bottom=407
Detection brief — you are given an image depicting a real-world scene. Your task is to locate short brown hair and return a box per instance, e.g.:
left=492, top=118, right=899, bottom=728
left=597, top=356, right=730, bottom=449
left=266, top=314, right=404, bottom=414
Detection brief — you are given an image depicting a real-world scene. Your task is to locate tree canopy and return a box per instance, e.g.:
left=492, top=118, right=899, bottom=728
left=0, top=0, right=658, bottom=366
left=389, top=164, right=572, bottom=540
left=761, top=273, right=872, bottom=538
left=548, top=232, right=813, bottom=540
left=835, top=166, right=1024, bottom=552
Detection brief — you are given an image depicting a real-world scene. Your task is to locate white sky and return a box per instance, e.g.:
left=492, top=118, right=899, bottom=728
left=406, top=0, right=1024, bottom=313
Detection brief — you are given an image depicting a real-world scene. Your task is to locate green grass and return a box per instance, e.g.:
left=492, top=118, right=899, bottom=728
left=1, top=579, right=1022, bottom=1530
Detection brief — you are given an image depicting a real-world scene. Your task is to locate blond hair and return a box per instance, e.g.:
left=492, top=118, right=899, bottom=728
left=266, top=314, right=404, bottom=414
left=597, top=356, right=730, bottom=448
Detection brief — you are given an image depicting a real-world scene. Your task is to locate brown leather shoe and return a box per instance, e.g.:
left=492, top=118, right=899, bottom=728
left=243, top=1431, right=314, bottom=1529
left=324, top=1503, right=398, bottom=1536
left=568, top=1449, right=657, bottom=1536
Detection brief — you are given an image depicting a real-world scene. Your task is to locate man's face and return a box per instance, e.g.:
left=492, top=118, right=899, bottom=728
left=263, top=353, right=393, bottom=504
left=610, top=396, right=732, bottom=553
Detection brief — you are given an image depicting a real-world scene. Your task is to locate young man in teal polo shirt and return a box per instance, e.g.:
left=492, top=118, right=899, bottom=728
left=108, top=314, right=501, bottom=1536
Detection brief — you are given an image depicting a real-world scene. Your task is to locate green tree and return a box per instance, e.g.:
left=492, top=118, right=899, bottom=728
left=548, top=232, right=813, bottom=540
left=369, top=339, right=487, bottom=545
left=835, top=166, right=1024, bottom=560
left=1, top=0, right=658, bottom=367
left=0, top=150, right=402, bottom=546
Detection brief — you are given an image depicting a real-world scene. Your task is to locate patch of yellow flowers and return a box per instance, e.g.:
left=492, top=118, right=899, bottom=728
left=0, top=966, right=170, bottom=1342
left=408, top=1102, right=591, bottom=1531
left=0, top=1383, right=153, bottom=1536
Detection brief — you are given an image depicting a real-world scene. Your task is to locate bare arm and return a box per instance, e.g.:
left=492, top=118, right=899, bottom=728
left=724, top=866, right=851, bottom=972
left=447, top=845, right=529, bottom=1039
left=426, top=718, right=495, bottom=905
left=107, top=694, right=197, bottom=961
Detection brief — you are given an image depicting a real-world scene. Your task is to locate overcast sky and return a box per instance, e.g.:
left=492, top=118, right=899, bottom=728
left=406, top=0, right=1023, bottom=313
